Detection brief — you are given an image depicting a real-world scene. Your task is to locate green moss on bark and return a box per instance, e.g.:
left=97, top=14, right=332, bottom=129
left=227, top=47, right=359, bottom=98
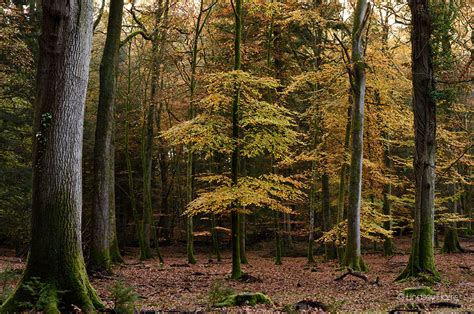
left=442, top=227, right=464, bottom=253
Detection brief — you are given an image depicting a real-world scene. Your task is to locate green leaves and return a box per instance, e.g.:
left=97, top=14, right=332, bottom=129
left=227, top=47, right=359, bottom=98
left=162, top=70, right=300, bottom=160
left=184, top=174, right=306, bottom=216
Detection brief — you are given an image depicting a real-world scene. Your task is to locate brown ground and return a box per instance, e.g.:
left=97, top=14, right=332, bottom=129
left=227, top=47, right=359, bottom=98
left=1, top=237, right=473, bottom=312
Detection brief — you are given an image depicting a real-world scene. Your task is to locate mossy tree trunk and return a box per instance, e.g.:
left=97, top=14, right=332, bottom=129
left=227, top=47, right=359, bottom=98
left=90, top=0, right=124, bottom=273
left=397, top=0, right=439, bottom=281
left=442, top=184, right=463, bottom=253
left=230, top=0, right=243, bottom=280
left=343, top=0, right=370, bottom=272
left=1, top=0, right=103, bottom=311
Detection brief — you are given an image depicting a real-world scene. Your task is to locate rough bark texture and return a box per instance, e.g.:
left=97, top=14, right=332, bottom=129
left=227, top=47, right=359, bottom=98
left=0, top=0, right=103, bottom=311
left=90, top=0, right=124, bottom=273
left=397, top=0, right=439, bottom=281
left=230, top=0, right=242, bottom=279
left=343, top=0, right=370, bottom=272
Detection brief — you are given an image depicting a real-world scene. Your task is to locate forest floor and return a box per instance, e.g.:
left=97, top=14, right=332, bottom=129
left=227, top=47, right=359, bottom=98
left=0, top=236, right=473, bottom=312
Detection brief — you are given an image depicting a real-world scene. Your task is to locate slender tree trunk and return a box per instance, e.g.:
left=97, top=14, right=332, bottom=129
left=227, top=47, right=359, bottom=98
left=1, top=0, right=103, bottom=311
left=322, top=173, right=337, bottom=259
left=211, top=214, right=221, bottom=261
left=343, top=0, right=370, bottom=272
left=90, top=0, right=124, bottom=273
left=186, top=0, right=215, bottom=264
left=240, top=213, right=248, bottom=264
left=154, top=0, right=169, bottom=263
left=382, top=139, right=395, bottom=256
left=124, top=43, right=147, bottom=259
left=274, top=211, right=283, bottom=265
left=397, top=0, right=439, bottom=281
left=308, top=166, right=316, bottom=263
left=337, top=105, right=351, bottom=261
left=230, top=0, right=243, bottom=279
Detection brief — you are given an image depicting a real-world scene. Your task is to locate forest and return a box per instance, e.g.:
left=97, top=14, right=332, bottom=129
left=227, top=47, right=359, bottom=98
left=0, top=0, right=472, bottom=312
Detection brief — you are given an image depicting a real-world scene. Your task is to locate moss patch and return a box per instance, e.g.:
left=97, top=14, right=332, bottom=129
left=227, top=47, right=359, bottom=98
left=403, top=286, right=435, bottom=297
left=215, top=292, right=272, bottom=307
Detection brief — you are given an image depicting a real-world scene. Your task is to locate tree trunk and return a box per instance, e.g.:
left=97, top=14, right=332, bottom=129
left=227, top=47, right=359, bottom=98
left=382, top=133, right=395, bottom=256
left=442, top=184, right=463, bottom=253
left=397, top=0, right=439, bottom=281
left=337, top=104, right=352, bottom=261
left=1, top=0, right=103, bottom=311
left=274, top=211, right=283, bottom=265
left=90, top=0, right=124, bottom=273
left=322, top=173, right=337, bottom=259
left=124, top=42, right=147, bottom=259
left=343, top=0, right=370, bottom=272
left=230, top=0, right=243, bottom=279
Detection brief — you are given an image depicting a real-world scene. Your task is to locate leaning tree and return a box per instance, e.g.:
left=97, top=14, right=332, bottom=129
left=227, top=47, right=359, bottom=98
left=1, top=0, right=103, bottom=311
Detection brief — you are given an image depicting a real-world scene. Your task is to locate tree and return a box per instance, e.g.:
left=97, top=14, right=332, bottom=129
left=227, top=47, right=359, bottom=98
left=185, top=0, right=217, bottom=265
left=343, top=0, right=370, bottom=272
left=397, top=0, right=439, bottom=281
left=231, top=0, right=243, bottom=278
left=90, top=0, right=125, bottom=273
left=0, top=0, right=103, bottom=311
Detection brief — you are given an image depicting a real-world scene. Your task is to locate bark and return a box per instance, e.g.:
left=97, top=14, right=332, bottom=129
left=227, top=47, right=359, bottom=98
left=308, top=170, right=316, bottom=263
left=90, top=0, right=124, bottom=273
left=343, top=0, right=370, bottom=272
left=397, top=0, right=439, bottom=281
left=1, top=0, right=103, bottom=311
left=230, top=0, right=243, bottom=279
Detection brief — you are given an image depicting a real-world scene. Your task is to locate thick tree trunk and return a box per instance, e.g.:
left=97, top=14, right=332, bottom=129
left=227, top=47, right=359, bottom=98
left=397, top=0, right=439, bottom=281
left=230, top=0, right=243, bottom=279
left=90, top=0, right=124, bottom=273
left=343, top=0, right=370, bottom=272
left=1, top=0, right=103, bottom=311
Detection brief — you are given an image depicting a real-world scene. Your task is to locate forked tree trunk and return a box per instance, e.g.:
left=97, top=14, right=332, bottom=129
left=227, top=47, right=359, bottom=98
left=1, top=0, right=103, bottom=311
left=397, top=0, right=439, bottom=281
left=343, top=0, right=370, bottom=272
left=90, top=0, right=124, bottom=273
